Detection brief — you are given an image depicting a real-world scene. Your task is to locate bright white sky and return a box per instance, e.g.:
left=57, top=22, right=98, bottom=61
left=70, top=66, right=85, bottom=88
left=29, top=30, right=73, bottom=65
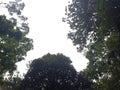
left=1, top=0, right=88, bottom=74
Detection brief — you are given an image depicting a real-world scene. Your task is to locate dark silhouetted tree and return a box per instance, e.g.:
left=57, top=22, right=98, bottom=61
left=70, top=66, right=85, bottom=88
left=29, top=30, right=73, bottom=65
left=20, top=53, right=91, bottom=90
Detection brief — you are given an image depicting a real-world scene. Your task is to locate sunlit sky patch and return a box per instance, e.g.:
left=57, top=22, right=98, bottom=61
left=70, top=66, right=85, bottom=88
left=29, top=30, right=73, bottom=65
left=0, top=0, right=88, bottom=74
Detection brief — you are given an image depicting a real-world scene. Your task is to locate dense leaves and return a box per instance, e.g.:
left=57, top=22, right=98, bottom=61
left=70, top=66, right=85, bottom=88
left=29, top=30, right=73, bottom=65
left=0, top=1, right=33, bottom=87
left=0, top=15, right=33, bottom=82
left=20, top=53, right=91, bottom=90
left=0, top=74, right=22, bottom=90
left=64, top=0, right=98, bottom=51
left=64, top=0, right=120, bottom=89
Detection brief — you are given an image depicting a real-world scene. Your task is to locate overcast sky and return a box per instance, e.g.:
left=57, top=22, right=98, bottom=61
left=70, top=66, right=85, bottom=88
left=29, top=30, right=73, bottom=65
left=0, top=0, right=88, bottom=74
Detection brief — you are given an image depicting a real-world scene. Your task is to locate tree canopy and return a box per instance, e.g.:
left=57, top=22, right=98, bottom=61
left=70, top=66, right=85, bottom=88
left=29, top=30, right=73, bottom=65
left=20, top=53, right=91, bottom=90
left=64, top=0, right=120, bottom=89
left=0, top=0, right=33, bottom=84
left=0, top=15, right=33, bottom=83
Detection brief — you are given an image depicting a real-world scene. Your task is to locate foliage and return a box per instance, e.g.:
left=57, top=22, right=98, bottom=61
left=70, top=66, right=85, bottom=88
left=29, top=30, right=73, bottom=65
left=63, top=0, right=99, bottom=51
left=0, top=15, right=33, bottom=82
left=64, top=0, right=120, bottom=89
left=1, top=73, right=22, bottom=90
left=0, top=0, right=29, bottom=34
left=0, top=0, right=33, bottom=86
left=20, top=53, right=91, bottom=90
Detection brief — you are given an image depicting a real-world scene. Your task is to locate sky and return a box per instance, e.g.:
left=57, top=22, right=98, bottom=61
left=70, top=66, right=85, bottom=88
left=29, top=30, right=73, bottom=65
left=0, top=0, right=88, bottom=74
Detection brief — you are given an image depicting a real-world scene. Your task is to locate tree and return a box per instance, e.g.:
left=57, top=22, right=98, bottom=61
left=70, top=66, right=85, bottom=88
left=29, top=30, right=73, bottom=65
left=64, top=0, right=120, bottom=89
left=0, top=0, right=33, bottom=85
left=0, top=0, right=29, bottom=34
left=0, top=15, right=33, bottom=83
left=20, top=53, right=91, bottom=90
left=63, top=0, right=98, bottom=51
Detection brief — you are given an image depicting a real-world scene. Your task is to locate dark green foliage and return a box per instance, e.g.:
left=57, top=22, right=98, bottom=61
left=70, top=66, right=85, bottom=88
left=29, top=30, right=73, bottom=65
left=0, top=0, right=29, bottom=34
left=64, top=0, right=98, bottom=51
left=20, top=53, right=91, bottom=90
left=0, top=16, right=22, bottom=40
left=1, top=74, right=22, bottom=90
left=64, top=0, right=120, bottom=89
left=0, top=15, right=33, bottom=82
left=0, top=1, right=32, bottom=87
